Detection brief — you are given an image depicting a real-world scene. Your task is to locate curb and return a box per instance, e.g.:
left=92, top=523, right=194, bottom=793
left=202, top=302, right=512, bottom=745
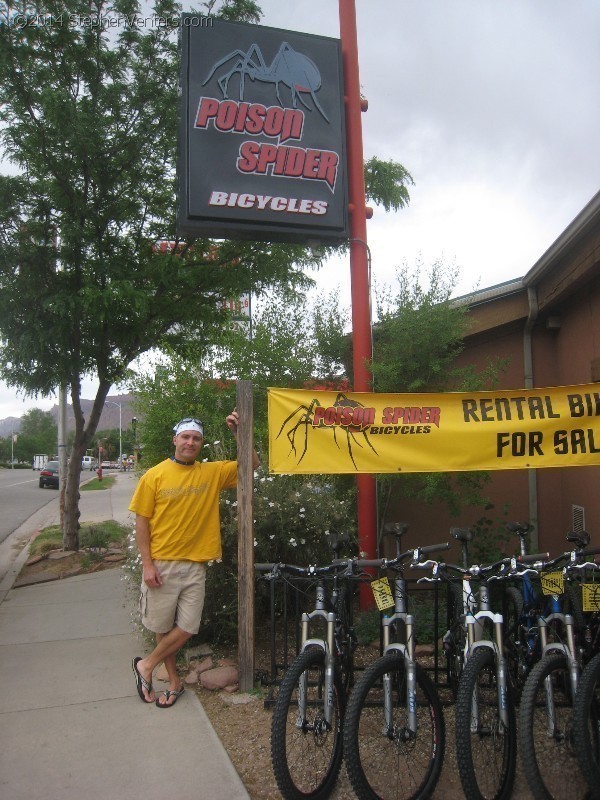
left=0, top=530, right=37, bottom=604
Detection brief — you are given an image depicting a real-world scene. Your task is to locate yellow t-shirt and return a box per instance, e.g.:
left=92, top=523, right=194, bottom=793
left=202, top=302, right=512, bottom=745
left=129, top=458, right=237, bottom=562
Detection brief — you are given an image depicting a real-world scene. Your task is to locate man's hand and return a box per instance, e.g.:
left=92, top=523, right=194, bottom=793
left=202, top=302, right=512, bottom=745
left=142, top=563, right=163, bottom=587
left=226, top=409, right=239, bottom=435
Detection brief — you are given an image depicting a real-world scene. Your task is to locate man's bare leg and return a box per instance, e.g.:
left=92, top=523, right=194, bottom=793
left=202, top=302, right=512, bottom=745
left=136, top=626, right=191, bottom=702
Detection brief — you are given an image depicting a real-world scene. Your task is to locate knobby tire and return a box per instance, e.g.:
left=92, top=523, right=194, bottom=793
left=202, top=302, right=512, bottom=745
left=455, top=647, right=516, bottom=800
left=572, top=651, right=600, bottom=799
left=271, top=646, right=344, bottom=800
left=518, top=651, right=587, bottom=800
left=343, top=652, right=445, bottom=800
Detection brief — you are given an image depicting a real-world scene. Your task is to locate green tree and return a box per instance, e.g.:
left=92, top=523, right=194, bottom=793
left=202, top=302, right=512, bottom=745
left=0, top=0, right=413, bottom=550
left=0, top=0, right=331, bottom=548
left=370, top=258, right=508, bottom=522
left=15, top=408, right=57, bottom=463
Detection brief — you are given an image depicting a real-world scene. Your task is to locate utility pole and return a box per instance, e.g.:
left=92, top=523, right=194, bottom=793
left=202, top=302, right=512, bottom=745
left=339, top=0, right=378, bottom=604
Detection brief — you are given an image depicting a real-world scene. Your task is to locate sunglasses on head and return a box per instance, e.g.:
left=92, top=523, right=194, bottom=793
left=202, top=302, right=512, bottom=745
left=173, top=417, right=204, bottom=434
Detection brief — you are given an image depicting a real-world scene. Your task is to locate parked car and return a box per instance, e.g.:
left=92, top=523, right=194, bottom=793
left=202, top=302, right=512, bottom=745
left=38, top=461, right=60, bottom=489
left=82, top=455, right=97, bottom=470
left=100, top=461, right=112, bottom=469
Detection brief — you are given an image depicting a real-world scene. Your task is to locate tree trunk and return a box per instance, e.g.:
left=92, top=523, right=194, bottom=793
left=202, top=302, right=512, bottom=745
left=62, top=380, right=112, bottom=551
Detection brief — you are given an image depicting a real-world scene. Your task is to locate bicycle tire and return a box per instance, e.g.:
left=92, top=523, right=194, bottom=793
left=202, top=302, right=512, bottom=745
left=455, top=647, right=516, bottom=800
left=343, top=652, right=445, bottom=800
left=446, top=581, right=467, bottom=698
left=518, top=651, right=587, bottom=800
left=572, top=651, right=600, bottom=799
left=502, top=585, right=529, bottom=701
left=271, top=645, right=344, bottom=800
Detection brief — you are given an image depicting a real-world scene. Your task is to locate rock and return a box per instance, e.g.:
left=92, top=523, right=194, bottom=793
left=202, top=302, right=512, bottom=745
left=103, top=554, right=125, bottom=563
left=184, top=669, right=200, bottom=685
left=222, top=684, right=239, bottom=693
left=196, top=656, right=213, bottom=674
left=200, top=665, right=239, bottom=690
left=25, top=555, right=45, bottom=566
left=185, top=643, right=213, bottom=662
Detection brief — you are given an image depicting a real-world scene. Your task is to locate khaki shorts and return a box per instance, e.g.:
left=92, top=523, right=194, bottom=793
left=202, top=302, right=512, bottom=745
left=140, top=560, right=207, bottom=635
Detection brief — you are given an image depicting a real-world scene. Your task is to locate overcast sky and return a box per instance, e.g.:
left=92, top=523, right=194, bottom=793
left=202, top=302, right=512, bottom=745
left=2, top=0, right=599, bottom=419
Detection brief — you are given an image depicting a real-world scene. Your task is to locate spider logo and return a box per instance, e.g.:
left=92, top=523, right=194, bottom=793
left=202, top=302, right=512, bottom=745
left=276, top=394, right=378, bottom=470
left=203, top=42, right=330, bottom=122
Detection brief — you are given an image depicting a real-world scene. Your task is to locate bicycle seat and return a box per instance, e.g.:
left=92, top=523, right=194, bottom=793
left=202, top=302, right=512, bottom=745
left=383, top=522, right=409, bottom=538
left=326, top=532, right=351, bottom=557
left=566, top=530, right=590, bottom=548
left=451, top=527, right=473, bottom=543
left=506, top=522, right=531, bottom=537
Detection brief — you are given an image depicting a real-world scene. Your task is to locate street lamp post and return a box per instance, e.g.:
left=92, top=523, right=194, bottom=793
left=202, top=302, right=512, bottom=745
left=105, top=400, right=122, bottom=469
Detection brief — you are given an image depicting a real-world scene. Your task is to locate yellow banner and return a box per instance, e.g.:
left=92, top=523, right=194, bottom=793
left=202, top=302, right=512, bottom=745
left=268, top=385, right=600, bottom=474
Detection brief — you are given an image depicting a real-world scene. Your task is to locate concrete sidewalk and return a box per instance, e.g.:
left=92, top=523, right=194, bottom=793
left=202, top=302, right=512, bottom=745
left=0, top=472, right=250, bottom=800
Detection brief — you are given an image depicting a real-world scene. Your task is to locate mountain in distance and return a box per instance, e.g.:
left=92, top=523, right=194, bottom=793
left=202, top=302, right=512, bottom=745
left=0, top=393, right=138, bottom=437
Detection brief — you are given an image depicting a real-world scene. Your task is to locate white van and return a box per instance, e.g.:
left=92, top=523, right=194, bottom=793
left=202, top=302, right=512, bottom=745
left=81, top=456, right=97, bottom=471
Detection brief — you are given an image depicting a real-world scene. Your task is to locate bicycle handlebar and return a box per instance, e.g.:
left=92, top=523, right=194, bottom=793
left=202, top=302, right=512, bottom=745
left=255, top=541, right=451, bottom=579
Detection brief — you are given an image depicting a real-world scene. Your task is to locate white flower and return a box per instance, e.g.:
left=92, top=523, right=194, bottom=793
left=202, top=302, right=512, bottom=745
left=289, top=538, right=297, bottom=547
left=213, top=440, right=221, bottom=445
left=269, top=535, right=275, bottom=540
left=299, top=507, right=305, bottom=513
left=300, top=539, right=306, bottom=545
left=269, top=502, right=275, bottom=508
left=254, top=539, right=258, bottom=547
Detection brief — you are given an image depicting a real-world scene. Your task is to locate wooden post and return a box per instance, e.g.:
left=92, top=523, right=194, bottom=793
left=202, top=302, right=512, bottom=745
left=236, top=380, right=255, bottom=692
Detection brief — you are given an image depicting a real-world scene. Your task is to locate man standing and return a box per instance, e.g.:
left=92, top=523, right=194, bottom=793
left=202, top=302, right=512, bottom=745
left=130, top=410, right=259, bottom=707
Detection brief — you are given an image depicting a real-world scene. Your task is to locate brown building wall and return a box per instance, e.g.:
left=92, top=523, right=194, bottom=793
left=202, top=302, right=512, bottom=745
left=385, top=206, right=600, bottom=559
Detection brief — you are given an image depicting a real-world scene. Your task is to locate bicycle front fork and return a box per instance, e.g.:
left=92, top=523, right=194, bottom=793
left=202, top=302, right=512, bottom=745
left=298, top=609, right=337, bottom=728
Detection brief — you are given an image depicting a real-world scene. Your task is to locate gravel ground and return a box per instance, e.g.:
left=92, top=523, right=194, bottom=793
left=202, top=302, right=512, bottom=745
left=196, top=645, right=537, bottom=800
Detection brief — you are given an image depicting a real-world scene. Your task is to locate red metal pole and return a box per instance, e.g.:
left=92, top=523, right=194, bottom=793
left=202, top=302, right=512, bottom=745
left=339, top=0, right=377, bottom=605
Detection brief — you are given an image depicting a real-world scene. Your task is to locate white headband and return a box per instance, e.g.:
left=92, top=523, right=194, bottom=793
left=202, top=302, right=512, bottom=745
left=173, top=420, right=204, bottom=436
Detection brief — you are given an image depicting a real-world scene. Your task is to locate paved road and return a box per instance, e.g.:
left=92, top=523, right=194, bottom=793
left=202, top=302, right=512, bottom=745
left=0, top=468, right=89, bottom=545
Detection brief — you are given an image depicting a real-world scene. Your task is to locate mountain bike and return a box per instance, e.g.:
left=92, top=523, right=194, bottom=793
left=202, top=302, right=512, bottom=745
left=262, top=553, right=361, bottom=800
left=343, top=523, right=449, bottom=800
left=502, top=524, right=589, bottom=700
left=518, top=545, right=600, bottom=800
left=427, top=553, right=543, bottom=800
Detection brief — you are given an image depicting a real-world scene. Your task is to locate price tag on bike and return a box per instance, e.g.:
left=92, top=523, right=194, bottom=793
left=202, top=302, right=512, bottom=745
left=370, top=577, right=395, bottom=611
left=540, top=571, right=564, bottom=596
left=582, top=584, right=600, bottom=612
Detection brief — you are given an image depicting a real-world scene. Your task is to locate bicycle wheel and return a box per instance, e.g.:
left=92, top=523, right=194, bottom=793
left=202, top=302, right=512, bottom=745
left=519, top=651, right=587, bottom=800
left=271, top=645, right=344, bottom=800
left=455, top=647, right=516, bottom=800
left=501, top=586, right=530, bottom=701
left=445, top=581, right=467, bottom=697
left=573, top=651, right=600, bottom=799
left=344, top=652, right=445, bottom=800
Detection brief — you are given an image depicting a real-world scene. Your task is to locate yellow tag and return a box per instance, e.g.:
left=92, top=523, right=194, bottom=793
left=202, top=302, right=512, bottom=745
left=540, top=571, right=564, bottom=596
left=582, top=584, right=600, bottom=612
left=371, top=577, right=394, bottom=611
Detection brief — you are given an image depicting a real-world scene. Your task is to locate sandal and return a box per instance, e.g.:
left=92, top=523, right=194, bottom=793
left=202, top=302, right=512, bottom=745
left=132, top=657, right=154, bottom=704
left=155, top=686, right=185, bottom=708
